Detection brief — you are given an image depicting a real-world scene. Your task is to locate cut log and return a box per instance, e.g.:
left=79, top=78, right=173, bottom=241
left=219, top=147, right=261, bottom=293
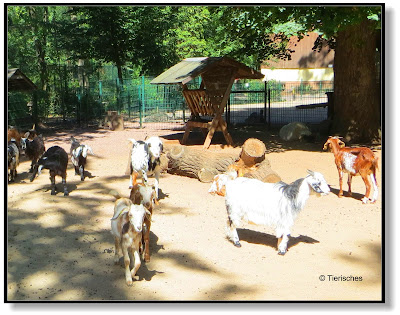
left=165, top=142, right=281, bottom=184
left=242, top=159, right=282, bottom=183
left=166, top=144, right=238, bottom=182
left=240, top=138, right=266, bottom=166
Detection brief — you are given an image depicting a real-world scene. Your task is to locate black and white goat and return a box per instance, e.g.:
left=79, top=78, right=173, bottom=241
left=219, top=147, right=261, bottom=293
left=225, top=170, right=330, bottom=255
left=8, top=140, right=20, bottom=182
left=30, top=146, right=69, bottom=196
left=21, top=134, right=45, bottom=172
left=127, top=136, right=163, bottom=198
left=70, top=136, right=94, bottom=181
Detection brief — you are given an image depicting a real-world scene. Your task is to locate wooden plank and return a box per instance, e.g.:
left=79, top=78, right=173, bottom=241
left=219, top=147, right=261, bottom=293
left=296, top=103, right=327, bottom=109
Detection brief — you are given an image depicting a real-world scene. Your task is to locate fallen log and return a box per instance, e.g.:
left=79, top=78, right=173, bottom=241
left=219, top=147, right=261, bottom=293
left=165, top=139, right=281, bottom=183
left=166, top=144, right=238, bottom=182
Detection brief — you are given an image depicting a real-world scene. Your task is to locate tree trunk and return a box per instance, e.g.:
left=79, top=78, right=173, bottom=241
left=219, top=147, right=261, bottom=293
left=332, top=19, right=381, bottom=143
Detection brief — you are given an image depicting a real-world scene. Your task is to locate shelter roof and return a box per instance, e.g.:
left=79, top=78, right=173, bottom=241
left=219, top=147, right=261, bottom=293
left=151, top=57, right=263, bottom=85
left=8, top=68, right=37, bottom=92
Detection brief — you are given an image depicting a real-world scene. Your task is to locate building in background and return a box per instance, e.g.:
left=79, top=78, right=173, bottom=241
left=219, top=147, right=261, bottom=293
left=261, top=32, right=334, bottom=87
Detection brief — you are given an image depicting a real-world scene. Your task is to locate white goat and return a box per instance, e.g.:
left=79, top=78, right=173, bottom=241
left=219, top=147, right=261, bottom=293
left=128, top=136, right=163, bottom=198
left=225, top=170, right=330, bottom=255
left=111, top=196, right=151, bottom=286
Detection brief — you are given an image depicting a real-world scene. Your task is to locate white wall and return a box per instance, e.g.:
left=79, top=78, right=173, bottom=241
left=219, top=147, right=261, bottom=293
left=261, top=68, right=334, bottom=82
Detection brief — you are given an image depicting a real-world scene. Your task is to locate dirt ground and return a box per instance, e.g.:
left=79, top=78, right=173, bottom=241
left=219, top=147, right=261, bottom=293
left=6, top=125, right=382, bottom=301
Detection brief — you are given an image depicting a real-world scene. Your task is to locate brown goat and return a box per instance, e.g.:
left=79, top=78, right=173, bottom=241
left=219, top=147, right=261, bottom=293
left=129, top=183, right=158, bottom=262
left=323, top=136, right=378, bottom=204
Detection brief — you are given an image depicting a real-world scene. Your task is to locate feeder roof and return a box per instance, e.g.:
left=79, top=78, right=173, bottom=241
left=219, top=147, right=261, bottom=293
left=8, top=68, right=37, bottom=92
left=150, top=57, right=263, bottom=85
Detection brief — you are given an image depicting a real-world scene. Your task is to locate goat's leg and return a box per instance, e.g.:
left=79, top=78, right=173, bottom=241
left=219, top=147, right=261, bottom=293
left=370, top=173, right=378, bottom=203
left=226, top=215, right=241, bottom=247
left=79, top=165, right=84, bottom=181
left=347, top=174, right=353, bottom=196
left=360, top=172, right=371, bottom=204
left=338, top=169, right=344, bottom=197
left=62, top=175, right=69, bottom=196
left=277, top=234, right=290, bottom=255
left=114, top=238, right=121, bottom=264
left=143, top=222, right=151, bottom=262
left=154, top=170, right=160, bottom=198
left=141, top=170, right=148, bottom=185
left=29, top=159, right=35, bottom=173
left=129, top=172, right=137, bottom=189
left=130, top=249, right=141, bottom=281
left=50, top=171, right=57, bottom=195
left=122, top=246, right=133, bottom=286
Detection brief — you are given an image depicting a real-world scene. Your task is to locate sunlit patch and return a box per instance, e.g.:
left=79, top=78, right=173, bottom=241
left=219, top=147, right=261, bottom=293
left=54, top=289, right=85, bottom=300
left=22, top=271, right=59, bottom=291
left=37, top=212, right=65, bottom=228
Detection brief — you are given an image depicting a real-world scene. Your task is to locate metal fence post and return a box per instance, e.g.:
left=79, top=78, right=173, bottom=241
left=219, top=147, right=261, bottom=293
left=139, top=75, right=145, bottom=128
left=268, top=87, right=271, bottom=130
left=263, top=81, right=267, bottom=124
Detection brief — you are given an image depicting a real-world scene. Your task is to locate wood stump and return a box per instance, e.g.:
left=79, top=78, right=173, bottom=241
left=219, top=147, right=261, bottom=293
left=104, top=111, right=124, bottom=131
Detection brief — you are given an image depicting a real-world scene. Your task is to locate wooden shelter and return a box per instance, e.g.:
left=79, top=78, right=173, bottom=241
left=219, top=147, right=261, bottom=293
left=151, top=57, right=263, bottom=148
left=8, top=68, right=37, bottom=92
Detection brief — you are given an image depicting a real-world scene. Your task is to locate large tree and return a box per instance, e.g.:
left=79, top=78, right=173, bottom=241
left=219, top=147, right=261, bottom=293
left=218, top=5, right=382, bottom=143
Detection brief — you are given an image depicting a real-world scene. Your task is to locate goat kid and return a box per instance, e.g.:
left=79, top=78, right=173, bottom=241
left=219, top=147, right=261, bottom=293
left=31, top=146, right=69, bottom=196
left=128, top=136, right=163, bottom=198
left=8, top=140, right=20, bottom=182
left=323, top=136, right=378, bottom=204
left=111, top=196, right=151, bottom=286
left=129, top=183, right=158, bottom=262
left=225, top=170, right=330, bottom=255
left=21, top=134, right=45, bottom=172
left=70, top=136, right=94, bottom=181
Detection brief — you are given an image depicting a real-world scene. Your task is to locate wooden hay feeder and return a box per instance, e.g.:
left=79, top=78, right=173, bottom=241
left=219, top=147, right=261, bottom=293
left=151, top=57, right=264, bottom=148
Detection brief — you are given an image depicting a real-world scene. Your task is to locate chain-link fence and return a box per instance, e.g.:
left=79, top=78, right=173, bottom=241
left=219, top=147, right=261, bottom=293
left=7, top=64, right=333, bottom=130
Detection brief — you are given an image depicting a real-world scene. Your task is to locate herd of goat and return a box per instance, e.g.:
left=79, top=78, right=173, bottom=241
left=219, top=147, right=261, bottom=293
left=8, top=125, right=379, bottom=286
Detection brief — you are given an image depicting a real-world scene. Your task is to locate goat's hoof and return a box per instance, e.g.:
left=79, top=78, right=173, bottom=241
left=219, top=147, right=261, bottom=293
left=51, top=191, right=56, bottom=195
left=64, top=192, right=69, bottom=196
left=126, top=279, right=133, bottom=286
left=233, top=241, right=241, bottom=247
left=278, top=250, right=286, bottom=255
left=361, top=197, right=369, bottom=204
left=129, top=186, right=133, bottom=189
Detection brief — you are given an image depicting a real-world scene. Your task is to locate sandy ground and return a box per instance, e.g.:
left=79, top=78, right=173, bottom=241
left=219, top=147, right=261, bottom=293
left=6, top=126, right=382, bottom=301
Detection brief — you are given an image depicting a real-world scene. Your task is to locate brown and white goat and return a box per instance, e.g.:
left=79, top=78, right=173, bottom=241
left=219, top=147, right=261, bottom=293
left=129, top=183, right=158, bottom=262
left=323, top=136, right=378, bottom=204
left=111, top=196, right=151, bottom=286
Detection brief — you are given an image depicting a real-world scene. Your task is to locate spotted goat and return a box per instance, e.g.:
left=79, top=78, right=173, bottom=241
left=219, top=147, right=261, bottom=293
left=323, top=136, right=378, bottom=204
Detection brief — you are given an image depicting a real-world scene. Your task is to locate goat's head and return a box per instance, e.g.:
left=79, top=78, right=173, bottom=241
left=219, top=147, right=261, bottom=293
left=145, top=136, right=163, bottom=159
left=127, top=204, right=150, bottom=233
left=306, top=170, right=330, bottom=196
left=130, top=184, right=159, bottom=209
left=112, top=200, right=150, bottom=233
left=323, top=136, right=345, bottom=151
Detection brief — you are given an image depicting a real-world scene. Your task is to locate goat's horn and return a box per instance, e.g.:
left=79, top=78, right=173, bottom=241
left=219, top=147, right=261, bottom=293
left=307, top=169, right=314, bottom=176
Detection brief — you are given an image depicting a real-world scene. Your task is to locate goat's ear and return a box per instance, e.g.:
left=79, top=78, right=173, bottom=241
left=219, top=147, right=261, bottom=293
left=24, top=132, right=30, bottom=138
left=338, top=140, right=345, bottom=148
left=128, top=138, right=137, bottom=145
